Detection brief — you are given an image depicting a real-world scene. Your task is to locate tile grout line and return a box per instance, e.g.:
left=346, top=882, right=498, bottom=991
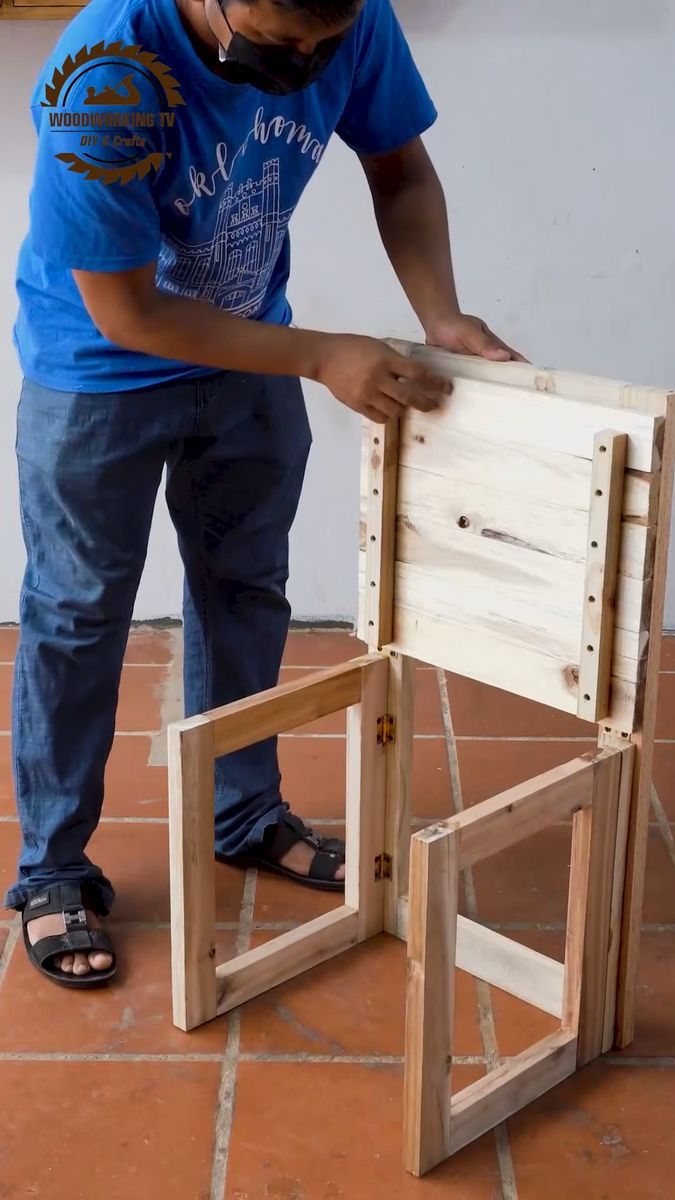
left=438, top=669, right=519, bottom=1200
left=650, top=784, right=675, bottom=871
left=209, top=868, right=256, bottom=1200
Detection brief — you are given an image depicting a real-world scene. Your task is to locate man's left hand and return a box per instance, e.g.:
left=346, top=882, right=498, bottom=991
left=426, top=314, right=528, bottom=363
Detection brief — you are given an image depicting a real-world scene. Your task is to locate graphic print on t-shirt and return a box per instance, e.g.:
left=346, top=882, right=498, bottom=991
left=159, top=156, right=291, bottom=318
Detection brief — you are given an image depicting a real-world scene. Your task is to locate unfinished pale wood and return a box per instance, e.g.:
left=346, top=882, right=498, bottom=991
left=400, top=373, right=660, bottom=473
left=562, top=806, right=593, bottom=1032
left=359, top=419, right=401, bottom=649
left=215, top=907, right=359, bottom=1014
left=577, top=432, right=628, bottom=721
left=403, top=825, right=458, bottom=1177
left=393, top=462, right=653, bottom=580
left=602, top=745, right=635, bottom=1051
left=345, top=653, right=389, bottom=940
left=384, top=653, right=415, bottom=936
left=389, top=340, right=670, bottom=419
left=169, top=722, right=217, bottom=1032
left=456, top=916, right=564, bottom=1019
left=390, top=605, right=637, bottom=731
left=366, top=343, right=667, bottom=727
left=447, top=1031, right=578, bottom=1157
left=611, top=398, right=675, bottom=1045
left=435, top=755, right=596, bottom=870
left=576, top=750, right=624, bottom=1065
left=176, top=657, right=371, bottom=757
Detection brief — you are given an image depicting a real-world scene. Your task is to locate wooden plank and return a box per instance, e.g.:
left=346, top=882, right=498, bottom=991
left=456, top=916, right=564, bottom=1019
left=395, top=460, right=653, bottom=580
left=577, top=433, right=628, bottom=720
left=394, top=553, right=645, bottom=673
left=360, top=418, right=401, bottom=650
left=384, top=652, right=415, bottom=936
left=400, top=376, right=660, bottom=473
left=611, top=397, right=675, bottom=1046
left=403, top=825, right=458, bottom=1177
left=562, top=806, right=593, bottom=1033
left=391, top=606, right=638, bottom=731
left=577, top=750, right=623, bottom=1065
left=173, top=656, right=373, bottom=758
left=168, top=722, right=217, bottom=1032
left=448, top=1031, right=578, bottom=1156
left=345, top=654, right=389, bottom=941
left=215, top=906, right=359, bottom=1014
left=602, top=745, right=635, bottom=1051
left=434, top=755, right=596, bottom=869
left=391, top=341, right=670, bottom=419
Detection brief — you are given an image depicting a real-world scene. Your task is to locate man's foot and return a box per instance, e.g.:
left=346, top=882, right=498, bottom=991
left=278, top=836, right=346, bottom=883
left=217, top=812, right=346, bottom=892
left=21, top=883, right=116, bottom=988
left=26, top=911, right=113, bottom=976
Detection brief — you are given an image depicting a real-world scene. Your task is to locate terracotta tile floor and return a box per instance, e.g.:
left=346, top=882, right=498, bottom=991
left=0, top=625, right=674, bottom=1198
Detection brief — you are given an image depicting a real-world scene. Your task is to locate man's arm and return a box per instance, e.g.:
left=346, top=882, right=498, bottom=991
left=73, top=262, right=450, bottom=423
left=359, top=137, right=525, bottom=361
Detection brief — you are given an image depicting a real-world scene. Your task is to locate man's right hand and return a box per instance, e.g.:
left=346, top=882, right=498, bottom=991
left=314, top=334, right=451, bottom=423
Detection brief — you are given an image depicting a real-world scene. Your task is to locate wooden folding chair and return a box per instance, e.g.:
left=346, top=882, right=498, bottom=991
left=168, top=343, right=674, bottom=1175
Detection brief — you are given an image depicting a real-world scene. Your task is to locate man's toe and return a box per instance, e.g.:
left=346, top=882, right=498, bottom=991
left=88, top=951, right=113, bottom=972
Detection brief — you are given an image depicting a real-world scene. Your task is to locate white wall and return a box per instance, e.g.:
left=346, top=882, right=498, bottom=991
left=2, top=0, right=675, bottom=625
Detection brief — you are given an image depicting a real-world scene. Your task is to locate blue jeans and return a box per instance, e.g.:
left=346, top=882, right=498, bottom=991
left=6, top=371, right=312, bottom=915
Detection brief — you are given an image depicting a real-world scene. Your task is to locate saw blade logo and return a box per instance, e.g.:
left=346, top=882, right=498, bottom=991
left=41, top=41, right=185, bottom=186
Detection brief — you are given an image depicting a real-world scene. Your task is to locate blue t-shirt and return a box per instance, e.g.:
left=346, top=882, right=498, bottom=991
left=14, top=0, right=436, bottom=392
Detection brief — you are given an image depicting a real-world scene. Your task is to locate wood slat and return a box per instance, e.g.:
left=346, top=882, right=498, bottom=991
left=577, top=432, right=628, bottom=721
left=402, top=377, right=660, bottom=473
left=394, top=462, right=653, bottom=580
left=360, top=419, right=400, bottom=649
left=215, top=907, right=359, bottom=1014
left=174, top=656, right=374, bottom=757
left=397, top=342, right=670, bottom=419
left=384, top=653, right=415, bottom=936
left=448, top=1031, right=578, bottom=1156
left=403, top=825, right=458, bottom=1177
left=456, top=917, right=564, bottom=1019
left=345, top=654, right=389, bottom=940
left=445, top=754, right=596, bottom=869
left=390, top=606, right=638, bottom=729
left=168, top=723, right=217, bottom=1032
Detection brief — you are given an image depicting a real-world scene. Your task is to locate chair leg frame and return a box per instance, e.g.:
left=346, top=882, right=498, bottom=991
left=402, top=744, right=634, bottom=1177
left=169, top=652, right=390, bottom=1032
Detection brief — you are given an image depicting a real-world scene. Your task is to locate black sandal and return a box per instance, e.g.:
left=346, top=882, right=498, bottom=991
left=217, top=812, right=345, bottom=892
left=21, top=883, right=116, bottom=989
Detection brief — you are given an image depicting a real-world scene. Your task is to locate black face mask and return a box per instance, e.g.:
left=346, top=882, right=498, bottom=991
left=219, top=10, right=344, bottom=95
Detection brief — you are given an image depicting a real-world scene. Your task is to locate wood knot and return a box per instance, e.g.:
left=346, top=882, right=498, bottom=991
left=563, top=664, right=580, bottom=689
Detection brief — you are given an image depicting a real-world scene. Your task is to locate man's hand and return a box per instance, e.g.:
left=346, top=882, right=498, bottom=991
left=426, top=313, right=527, bottom=363
left=315, top=335, right=451, bottom=424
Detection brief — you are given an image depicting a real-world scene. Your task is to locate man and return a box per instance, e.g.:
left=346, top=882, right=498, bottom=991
left=9, top=0, right=523, bottom=987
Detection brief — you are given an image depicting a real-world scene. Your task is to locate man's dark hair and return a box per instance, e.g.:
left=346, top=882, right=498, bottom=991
left=268, top=0, right=362, bottom=24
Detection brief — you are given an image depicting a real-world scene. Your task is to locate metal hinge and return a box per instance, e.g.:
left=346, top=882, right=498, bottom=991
left=377, top=713, right=396, bottom=745
left=374, top=852, right=393, bottom=882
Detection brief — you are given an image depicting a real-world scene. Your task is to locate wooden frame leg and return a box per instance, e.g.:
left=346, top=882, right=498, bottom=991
left=403, top=824, right=458, bottom=1177
left=384, top=652, right=415, bottom=937
left=577, top=748, right=633, bottom=1064
left=403, top=749, right=628, bottom=1175
left=346, top=653, right=389, bottom=941
left=169, top=722, right=217, bottom=1032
